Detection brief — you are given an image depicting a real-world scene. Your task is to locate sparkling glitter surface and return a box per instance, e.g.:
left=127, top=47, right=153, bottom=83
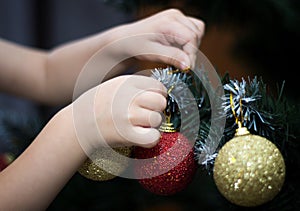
left=213, top=134, right=286, bottom=207
left=134, top=132, right=197, bottom=195
left=78, top=146, right=132, bottom=181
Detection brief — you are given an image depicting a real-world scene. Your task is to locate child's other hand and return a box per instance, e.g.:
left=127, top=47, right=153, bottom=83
left=108, top=8, right=205, bottom=70
left=72, top=75, right=167, bottom=154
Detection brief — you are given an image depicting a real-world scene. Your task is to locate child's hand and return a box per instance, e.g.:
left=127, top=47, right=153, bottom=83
left=105, top=8, right=205, bottom=70
left=72, top=75, right=167, bottom=154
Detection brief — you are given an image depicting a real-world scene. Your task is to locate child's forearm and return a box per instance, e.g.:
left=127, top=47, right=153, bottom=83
left=44, top=26, right=129, bottom=105
left=0, top=26, right=127, bottom=106
left=0, top=38, right=48, bottom=99
left=0, top=105, right=86, bottom=210
left=0, top=9, right=204, bottom=106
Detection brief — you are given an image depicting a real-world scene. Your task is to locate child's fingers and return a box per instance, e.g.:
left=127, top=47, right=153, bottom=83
left=175, top=16, right=205, bottom=47
left=187, top=17, right=205, bottom=42
left=133, top=91, right=166, bottom=111
left=129, top=107, right=163, bottom=128
left=133, top=76, right=167, bottom=97
left=128, top=127, right=161, bottom=148
left=136, top=43, right=191, bottom=70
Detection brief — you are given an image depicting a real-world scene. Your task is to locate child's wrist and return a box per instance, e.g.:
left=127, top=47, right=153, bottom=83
left=53, top=105, right=91, bottom=157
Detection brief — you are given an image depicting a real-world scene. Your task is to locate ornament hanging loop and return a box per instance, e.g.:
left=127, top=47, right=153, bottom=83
left=230, top=92, right=244, bottom=124
left=230, top=93, right=249, bottom=135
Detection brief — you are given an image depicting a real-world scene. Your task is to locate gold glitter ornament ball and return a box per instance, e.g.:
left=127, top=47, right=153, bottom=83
left=213, top=129, right=285, bottom=207
left=78, top=146, right=132, bottom=181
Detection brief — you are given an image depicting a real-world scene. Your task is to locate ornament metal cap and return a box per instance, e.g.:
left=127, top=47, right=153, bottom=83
left=235, top=122, right=250, bottom=136
left=159, top=122, right=176, bottom=133
left=235, top=127, right=250, bottom=136
left=159, top=107, right=176, bottom=133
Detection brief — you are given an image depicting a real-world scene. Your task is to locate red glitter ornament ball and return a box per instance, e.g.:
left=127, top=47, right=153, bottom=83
left=133, top=132, right=198, bottom=195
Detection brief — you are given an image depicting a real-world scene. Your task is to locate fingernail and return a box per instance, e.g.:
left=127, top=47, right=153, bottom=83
left=182, top=66, right=191, bottom=73
left=180, top=61, right=190, bottom=70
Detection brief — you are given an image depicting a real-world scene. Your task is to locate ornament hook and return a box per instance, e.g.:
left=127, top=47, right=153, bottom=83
left=230, top=92, right=244, bottom=126
left=230, top=92, right=249, bottom=135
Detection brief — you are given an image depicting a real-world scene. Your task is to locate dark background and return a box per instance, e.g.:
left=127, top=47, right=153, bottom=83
left=0, top=0, right=299, bottom=210
left=0, top=0, right=133, bottom=121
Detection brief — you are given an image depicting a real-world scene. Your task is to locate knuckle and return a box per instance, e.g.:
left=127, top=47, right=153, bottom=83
left=167, top=51, right=186, bottom=65
left=190, top=32, right=198, bottom=42
left=167, top=8, right=182, bottom=16
left=127, top=112, right=135, bottom=125
left=161, top=9, right=182, bottom=23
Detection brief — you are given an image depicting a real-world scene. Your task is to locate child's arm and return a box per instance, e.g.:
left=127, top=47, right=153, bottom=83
left=0, top=9, right=204, bottom=105
left=0, top=75, right=167, bottom=210
left=0, top=106, right=83, bottom=210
